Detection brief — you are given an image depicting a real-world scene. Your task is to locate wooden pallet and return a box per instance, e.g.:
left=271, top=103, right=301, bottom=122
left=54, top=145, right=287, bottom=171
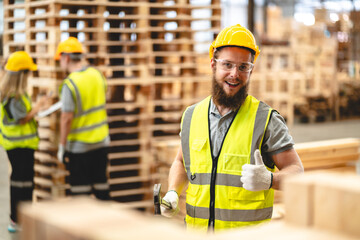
left=3, top=0, right=221, bottom=208
left=249, top=38, right=338, bottom=126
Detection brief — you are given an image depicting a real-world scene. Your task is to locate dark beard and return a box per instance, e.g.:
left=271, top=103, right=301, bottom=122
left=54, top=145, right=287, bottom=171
left=212, top=74, right=249, bottom=111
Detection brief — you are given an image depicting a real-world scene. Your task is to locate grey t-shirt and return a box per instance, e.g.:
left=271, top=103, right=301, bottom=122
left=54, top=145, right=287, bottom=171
left=61, top=85, right=76, bottom=113
left=6, top=97, right=28, bottom=121
left=60, top=85, right=110, bottom=153
left=209, top=98, right=294, bottom=165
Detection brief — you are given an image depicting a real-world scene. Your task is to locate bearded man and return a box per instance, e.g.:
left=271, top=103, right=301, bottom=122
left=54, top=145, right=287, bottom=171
left=159, top=24, right=304, bottom=233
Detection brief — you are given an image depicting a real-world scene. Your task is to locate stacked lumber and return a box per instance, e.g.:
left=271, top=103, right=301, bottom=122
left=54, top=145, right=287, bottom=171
left=282, top=172, right=360, bottom=239
left=19, top=172, right=360, bottom=239
left=216, top=172, right=360, bottom=239
left=274, top=138, right=360, bottom=204
left=3, top=0, right=221, bottom=207
left=350, top=11, right=360, bottom=72
left=19, top=197, right=199, bottom=240
left=334, top=11, right=360, bottom=118
left=339, top=81, right=360, bottom=118
left=295, top=138, right=360, bottom=171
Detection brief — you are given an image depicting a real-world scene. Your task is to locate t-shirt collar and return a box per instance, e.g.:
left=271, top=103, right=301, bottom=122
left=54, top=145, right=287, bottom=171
left=210, top=98, right=235, bottom=118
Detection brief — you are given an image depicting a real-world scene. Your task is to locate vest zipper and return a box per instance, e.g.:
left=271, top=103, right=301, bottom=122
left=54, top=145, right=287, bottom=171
left=208, top=155, right=218, bottom=230
left=207, top=103, right=238, bottom=231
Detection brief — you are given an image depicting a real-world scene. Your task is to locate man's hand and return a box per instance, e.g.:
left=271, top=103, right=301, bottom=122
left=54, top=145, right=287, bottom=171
left=160, top=190, right=180, bottom=218
left=57, top=144, right=65, bottom=163
left=240, top=149, right=272, bottom=191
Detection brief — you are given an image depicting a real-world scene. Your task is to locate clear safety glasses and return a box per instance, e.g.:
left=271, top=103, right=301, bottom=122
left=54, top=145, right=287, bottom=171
left=214, top=59, right=254, bottom=73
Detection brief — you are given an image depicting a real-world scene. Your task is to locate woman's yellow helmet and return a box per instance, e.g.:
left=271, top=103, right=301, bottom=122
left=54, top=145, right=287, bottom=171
left=5, top=51, right=37, bottom=72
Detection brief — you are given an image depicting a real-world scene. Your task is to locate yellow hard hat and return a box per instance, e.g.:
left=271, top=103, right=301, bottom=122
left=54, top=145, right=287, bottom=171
left=209, top=24, right=260, bottom=63
left=54, top=37, right=84, bottom=60
left=5, top=51, right=37, bottom=72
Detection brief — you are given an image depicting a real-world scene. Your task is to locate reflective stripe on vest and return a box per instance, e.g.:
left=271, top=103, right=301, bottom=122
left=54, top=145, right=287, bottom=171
left=0, top=95, right=39, bottom=150
left=93, top=183, right=109, bottom=190
left=181, top=95, right=274, bottom=232
left=71, top=185, right=92, bottom=193
left=10, top=180, right=33, bottom=188
left=60, top=67, right=109, bottom=144
left=186, top=203, right=273, bottom=222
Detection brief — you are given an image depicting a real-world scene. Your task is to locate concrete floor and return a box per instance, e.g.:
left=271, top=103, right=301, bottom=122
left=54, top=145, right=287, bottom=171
left=1, top=118, right=360, bottom=240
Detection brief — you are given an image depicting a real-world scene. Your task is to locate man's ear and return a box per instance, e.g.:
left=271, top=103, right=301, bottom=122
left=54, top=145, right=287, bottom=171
left=65, top=54, right=71, bottom=63
left=210, top=58, right=215, bottom=71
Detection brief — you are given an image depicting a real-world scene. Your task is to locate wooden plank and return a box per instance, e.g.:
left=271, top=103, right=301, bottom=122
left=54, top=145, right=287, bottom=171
left=34, top=164, right=68, bottom=177
left=107, top=112, right=182, bottom=123
left=295, top=138, right=360, bottom=170
left=283, top=174, right=317, bottom=227
left=313, top=173, right=360, bottom=238
left=108, top=164, right=144, bottom=172
left=33, top=189, right=52, bottom=200
left=34, top=176, right=53, bottom=187
left=283, top=172, right=360, bottom=239
left=105, top=75, right=210, bottom=86
left=108, top=151, right=142, bottom=160
left=34, top=151, right=57, bottom=163
left=19, top=198, right=199, bottom=240
left=295, top=138, right=360, bottom=152
left=110, top=188, right=152, bottom=198
left=109, top=174, right=162, bottom=185
left=301, top=155, right=358, bottom=170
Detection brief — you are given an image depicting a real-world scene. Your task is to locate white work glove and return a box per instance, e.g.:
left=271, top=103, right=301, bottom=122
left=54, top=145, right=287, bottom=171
left=240, top=149, right=273, bottom=191
left=57, top=144, right=65, bottom=163
left=160, top=190, right=180, bottom=218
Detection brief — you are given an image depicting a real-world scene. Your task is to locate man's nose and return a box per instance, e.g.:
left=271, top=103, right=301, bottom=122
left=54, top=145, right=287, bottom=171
left=230, top=66, right=241, bottom=77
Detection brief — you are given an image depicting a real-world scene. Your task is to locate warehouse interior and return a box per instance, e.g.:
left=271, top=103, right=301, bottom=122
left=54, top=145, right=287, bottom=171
left=0, top=0, right=360, bottom=239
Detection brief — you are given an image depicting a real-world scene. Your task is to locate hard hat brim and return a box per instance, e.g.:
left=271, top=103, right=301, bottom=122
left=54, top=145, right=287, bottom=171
left=29, top=63, right=37, bottom=71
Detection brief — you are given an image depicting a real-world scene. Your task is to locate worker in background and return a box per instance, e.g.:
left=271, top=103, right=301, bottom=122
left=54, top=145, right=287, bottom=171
left=54, top=37, right=111, bottom=200
left=160, top=24, right=304, bottom=232
left=0, top=51, right=50, bottom=233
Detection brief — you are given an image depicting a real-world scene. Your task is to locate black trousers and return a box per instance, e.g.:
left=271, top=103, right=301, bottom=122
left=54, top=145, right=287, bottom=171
left=7, top=148, right=35, bottom=223
left=67, top=147, right=111, bottom=200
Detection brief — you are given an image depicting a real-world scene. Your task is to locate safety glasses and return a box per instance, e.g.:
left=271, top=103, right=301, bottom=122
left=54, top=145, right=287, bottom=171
left=214, top=59, right=254, bottom=73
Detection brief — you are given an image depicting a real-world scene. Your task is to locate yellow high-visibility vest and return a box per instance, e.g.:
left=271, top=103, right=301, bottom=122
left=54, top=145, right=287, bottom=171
left=0, top=94, right=39, bottom=150
left=59, top=67, right=108, bottom=144
left=181, top=95, right=275, bottom=233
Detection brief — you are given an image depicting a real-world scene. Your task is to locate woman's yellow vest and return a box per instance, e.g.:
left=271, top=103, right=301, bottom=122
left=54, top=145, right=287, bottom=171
left=181, top=95, right=275, bottom=233
left=0, top=95, right=39, bottom=150
left=59, top=67, right=108, bottom=144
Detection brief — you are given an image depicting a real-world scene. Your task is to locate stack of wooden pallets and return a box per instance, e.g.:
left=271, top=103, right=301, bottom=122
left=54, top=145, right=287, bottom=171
left=249, top=33, right=338, bottom=126
left=3, top=0, right=221, bottom=209
left=249, top=6, right=339, bottom=125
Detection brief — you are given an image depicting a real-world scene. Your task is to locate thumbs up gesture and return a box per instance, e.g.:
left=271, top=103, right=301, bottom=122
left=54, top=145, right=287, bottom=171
left=240, top=149, right=272, bottom=191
